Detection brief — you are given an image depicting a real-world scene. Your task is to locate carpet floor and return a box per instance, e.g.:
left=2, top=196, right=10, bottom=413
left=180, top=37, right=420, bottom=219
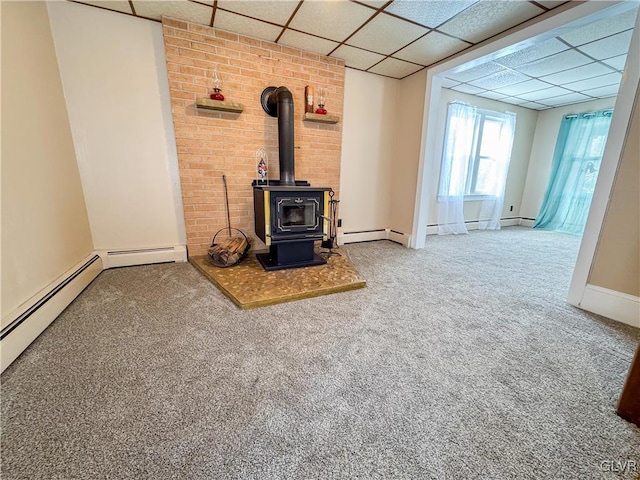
left=2, top=227, right=639, bottom=479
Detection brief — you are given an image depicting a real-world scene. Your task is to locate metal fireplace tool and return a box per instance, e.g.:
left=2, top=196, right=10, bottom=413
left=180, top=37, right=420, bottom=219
left=320, top=190, right=340, bottom=258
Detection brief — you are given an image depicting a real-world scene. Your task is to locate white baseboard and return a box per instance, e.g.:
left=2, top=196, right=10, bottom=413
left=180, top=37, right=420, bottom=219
left=341, top=219, right=529, bottom=243
left=98, top=245, right=187, bottom=269
left=386, top=229, right=411, bottom=247
left=1, top=254, right=103, bottom=373
left=579, top=284, right=640, bottom=328
left=520, top=218, right=535, bottom=227
left=426, top=217, right=525, bottom=235
left=1, top=244, right=188, bottom=372
left=337, top=229, right=411, bottom=247
left=338, top=229, right=386, bottom=245
left=426, top=225, right=439, bottom=235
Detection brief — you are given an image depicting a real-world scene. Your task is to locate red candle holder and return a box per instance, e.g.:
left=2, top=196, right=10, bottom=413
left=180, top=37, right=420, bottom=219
left=209, top=67, right=225, bottom=101
left=210, top=88, right=225, bottom=101
left=315, top=87, right=327, bottom=114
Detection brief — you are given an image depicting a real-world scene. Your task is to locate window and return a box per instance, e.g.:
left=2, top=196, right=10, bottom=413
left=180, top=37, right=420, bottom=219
left=436, top=101, right=516, bottom=234
left=438, top=106, right=515, bottom=199
left=533, top=109, right=613, bottom=235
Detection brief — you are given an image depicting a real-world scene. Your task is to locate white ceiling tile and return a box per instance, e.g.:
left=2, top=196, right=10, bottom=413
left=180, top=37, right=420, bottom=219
left=478, top=90, right=509, bottom=101
left=516, top=49, right=592, bottom=77
left=518, top=86, right=573, bottom=101
left=492, top=79, right=551, bottom=96
left=451, top=84, right=485, bottom=95
left=540, top=62, right=615, bottom=85
left=394, top=31, right=468, bottom=65
left=602, top=54, right=627, bottom=71
left=368, top=57, right=423, bottom=78
left=494, top=38, right=569, bottom=68
left=214, top=10, right=282, bottom=42
left=445, top=62, right=506, bottom=83
left=582, top=84, right=620, bottom=98
left=134, top=1, right=212, bottom=23
left=534, top=1, right=570, bottom=8
left=559, top=7, right=638, bottom=46
left=542, top=92, right=592, bottom=106
left=469, top=69, right=530, bottom=89
left=75, top=1, right=132, bottom=14
left=577, top=30, right=634, bottom=60
left=347, top=12, right=428, bottom=55
left=278, top=30, right=339, bottom=56
left=357, top=0, right=388, bottom=8
left=216, top=1, right=299, bottom=26
left=438, top=1, right=544, bottom=44
left=561, top=72, right=622, bottom=93
left=519, top=101, right=548, bottom=110
left=331, top=45, right=385, bottom=70
left=441, top=77, right=461, bottom=88
left=288, top=1, right=374, bottom=43
left=500, top=96, right=529, bottom=106
left=384, top=0, right=477, bottom=28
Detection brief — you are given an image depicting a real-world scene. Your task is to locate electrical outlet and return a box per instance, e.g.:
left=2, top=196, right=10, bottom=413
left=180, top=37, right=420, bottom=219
left=337, top=219, right=342, bottom=227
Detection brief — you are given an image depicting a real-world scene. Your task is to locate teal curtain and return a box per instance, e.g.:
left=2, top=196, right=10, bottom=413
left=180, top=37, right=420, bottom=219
left=534, top=110, right=613, bottom=235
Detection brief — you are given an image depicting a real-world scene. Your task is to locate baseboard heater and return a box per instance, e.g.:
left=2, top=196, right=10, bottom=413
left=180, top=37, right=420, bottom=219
left=2, top=245, right=187, bottom=372
left=1, top=255, right=100, bottom=342
left=338, top=229, right=410, bottom=246
left=100, top=245, right=187, bottom=269
left=426, top=217, right=527, bottom=234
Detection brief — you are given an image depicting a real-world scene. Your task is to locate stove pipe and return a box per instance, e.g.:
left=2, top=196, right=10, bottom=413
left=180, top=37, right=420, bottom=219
left=261, top=86, right=295, bottom=186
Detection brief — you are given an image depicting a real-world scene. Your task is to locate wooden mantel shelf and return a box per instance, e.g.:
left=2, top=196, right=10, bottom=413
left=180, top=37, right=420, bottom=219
left=196, top=98, right=243, bottom=113
left=303, top=112, right=340, bottom=124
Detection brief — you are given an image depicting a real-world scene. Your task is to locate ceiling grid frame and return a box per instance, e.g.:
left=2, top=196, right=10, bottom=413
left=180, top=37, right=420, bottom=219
left=68, top=0, right=638, bottom=110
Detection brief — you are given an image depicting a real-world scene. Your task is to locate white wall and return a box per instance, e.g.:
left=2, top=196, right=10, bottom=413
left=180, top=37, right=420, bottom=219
left=590, top=88, right=639, bottom=297
left=426, top=88, right=539, bottom=226
left=520, top=97, right=616, bottom=221
left=390, top=70, right=427, bottom=235
left=568, top=9, right=640, bottom=327
left=1, top=1, right=94, bottom=320
left=47, top=1, right=186, bottom=252
left=339, top=69, right=398, bottom=233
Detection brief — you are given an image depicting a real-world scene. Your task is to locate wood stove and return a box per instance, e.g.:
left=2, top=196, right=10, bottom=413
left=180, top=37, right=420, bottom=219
left=253, top=86, right=331, bottom=271
left=253, top=186, right=330, bottom=270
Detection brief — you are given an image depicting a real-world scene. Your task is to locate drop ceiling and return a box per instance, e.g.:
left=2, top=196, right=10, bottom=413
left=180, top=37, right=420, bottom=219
left=71, top=0, right=638, bottom=110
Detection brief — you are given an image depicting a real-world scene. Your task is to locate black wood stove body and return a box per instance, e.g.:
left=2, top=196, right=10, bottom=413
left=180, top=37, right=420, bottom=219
left=253, top=185, right=330, bottom=270
left=253, top=86, right=331, bottom=271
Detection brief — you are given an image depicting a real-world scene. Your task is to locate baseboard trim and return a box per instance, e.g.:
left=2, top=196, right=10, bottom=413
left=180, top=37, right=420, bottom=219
left=337, top=229, right=411, bottom=247
left=98, top=245, right=187, bottom=269
left=1, top=254, right=103, bottom=372
left=426, top=217, right=527, bottom=235
left=387, top=229, right=410, bottom=247
left=338, top=229, right=386, bottom=244
left=520, top=218, right=535, bottom=227
left=1, top=245, right=189, bottom=372
left=579, top=284, right=640, bottom=328
left=340, top=219, right=532, bottom=244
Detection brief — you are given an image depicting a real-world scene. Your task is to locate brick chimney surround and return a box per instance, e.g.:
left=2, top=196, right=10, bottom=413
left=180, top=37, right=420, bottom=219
left=161, top=17, right=345, bottom=257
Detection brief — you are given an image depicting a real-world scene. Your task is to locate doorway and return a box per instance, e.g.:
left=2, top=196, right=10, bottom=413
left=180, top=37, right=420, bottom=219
left=410, top=1, right=640, bottom=314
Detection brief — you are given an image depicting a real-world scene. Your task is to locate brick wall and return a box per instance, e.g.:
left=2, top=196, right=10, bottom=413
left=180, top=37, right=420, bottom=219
left=161, top=17, right=345, bottom=257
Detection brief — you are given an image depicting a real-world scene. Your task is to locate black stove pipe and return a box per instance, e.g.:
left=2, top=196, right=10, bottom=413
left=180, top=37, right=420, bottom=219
left=261, top=86, right=295, bottom=186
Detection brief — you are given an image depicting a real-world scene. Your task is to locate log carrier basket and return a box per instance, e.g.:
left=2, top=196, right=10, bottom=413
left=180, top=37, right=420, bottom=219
left=208, top=227, right=250, bottom=268
left=208, top=174, right=251, bottom=268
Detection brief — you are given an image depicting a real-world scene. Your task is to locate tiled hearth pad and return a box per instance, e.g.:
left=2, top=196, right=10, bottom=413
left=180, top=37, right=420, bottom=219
left=189, top=248, right=366, bottom=309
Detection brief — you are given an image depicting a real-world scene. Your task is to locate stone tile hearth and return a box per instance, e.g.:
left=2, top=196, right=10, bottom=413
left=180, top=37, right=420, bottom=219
left=189, top=247, right=365, bottom=309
